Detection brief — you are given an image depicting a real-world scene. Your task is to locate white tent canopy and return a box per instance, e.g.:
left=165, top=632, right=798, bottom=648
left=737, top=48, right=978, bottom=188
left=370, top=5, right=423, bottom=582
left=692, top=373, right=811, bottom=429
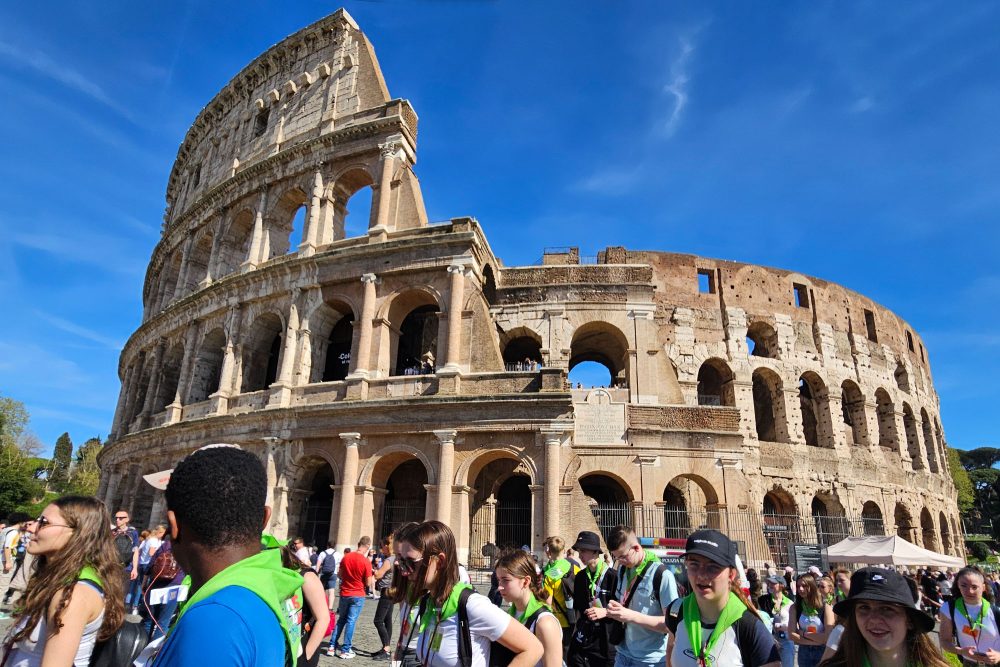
left=826, top=535, right=965, bottom=568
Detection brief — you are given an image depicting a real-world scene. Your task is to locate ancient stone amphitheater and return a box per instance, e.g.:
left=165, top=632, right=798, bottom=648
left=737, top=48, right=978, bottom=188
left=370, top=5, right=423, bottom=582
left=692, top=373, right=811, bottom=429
left=97, top=9, right=963, bottom=567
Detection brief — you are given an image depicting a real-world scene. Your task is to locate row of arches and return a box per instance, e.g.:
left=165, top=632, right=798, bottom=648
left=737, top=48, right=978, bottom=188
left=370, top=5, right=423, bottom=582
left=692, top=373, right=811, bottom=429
left=696, top=358, right=946, bottom=472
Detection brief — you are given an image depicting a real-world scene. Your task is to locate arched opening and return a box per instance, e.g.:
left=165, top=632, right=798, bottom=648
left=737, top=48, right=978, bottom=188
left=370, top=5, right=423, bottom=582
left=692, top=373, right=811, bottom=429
left=811, top=493, right=848, bottom=546
left=322, top=314, right=354, bottom=382
left=393, top=304, right=440, bottom=376
left=501, top=328, right=543, bottom=372
left=568, top=361, right=612, bottom=388
left=132, top=478, right=155, bottom=530
left=379, top=459, right=429, bottom=540
left=662, top=475, right=719, bottom=539
left=154, top=344, right=185, bottom=412
left=241, top=313, right=284, bottom=392
left=752, top=368, right=786, bottom=443
left=299, top=462, right=335, bottom=547
left=128, top=353, right=151, bottom=426
left=746, top=321, right=780, bottom=358
left=763, top=488, right=799, bottom=567
left=157, top=252, right=183, bottom=312
left=342, top=186, right=374, bottom=239
left=840, top=380, right=868, bottom=446
left=187, top=328, right=226, bottom=403
left=569, top=322, right=630, bottom=389
left=861, top=501, right=885, bottom=536
left=920, top=508, right=937, bottom=551
left=697, top=359, right=735, bottom=407
left=799, top=372, right=832, bottom=448
left=331, top=168, right=377, bottom=241
left=482, top=265, right=497, bottom=307
left=920, top=408, right=938, bottom=473
left=184, top=227, right=214, bottom=292
left=894, top=361, right=910, bottom=393
left=268, top=189, right=309, bottom=258
left=581, top=473, right=632, bottom=543
left=469, top=456, right=533, bottom=567
left=901, top=403, right=922, bottom=470
left=874, top=388, right=897, bottom=450
left=894, top=503, right=914, bottom=542
left=217, top=209, right=255, bottom=277
left=939, top=510, right=952, bottom=554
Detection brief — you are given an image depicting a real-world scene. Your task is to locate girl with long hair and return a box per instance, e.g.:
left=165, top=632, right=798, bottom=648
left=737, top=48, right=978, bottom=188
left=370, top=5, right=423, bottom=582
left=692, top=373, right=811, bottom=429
left=279, top=540, right=330, bottom=667
left=938, top=566, right=1000, bottom=663
left=402, top=520, right=542, bottom=667
left=819, top=567, right=949, bottom=667
left=791, top=573, right=836, bottom=667
left=387, top=523, right=421, bottom=667
left=494, top=550, right=563, bottom=667
left=0, top=496, right=125, bottom=666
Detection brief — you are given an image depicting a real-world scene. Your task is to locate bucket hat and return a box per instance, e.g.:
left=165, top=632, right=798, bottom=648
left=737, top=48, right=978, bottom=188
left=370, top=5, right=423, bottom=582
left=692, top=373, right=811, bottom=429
left=833, top=567, right=933, bottom=633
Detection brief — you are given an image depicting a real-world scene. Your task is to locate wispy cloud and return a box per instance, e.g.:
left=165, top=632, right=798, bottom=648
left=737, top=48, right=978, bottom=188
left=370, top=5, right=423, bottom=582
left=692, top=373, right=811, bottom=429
left=0, top=40, right=135, bottom=121
left=10, top=229, right=146, bottom=277
left=849, top=96, right=875, bottom=113
left=33, top=311, right=123, bottom=351
left=571, top=167, right=643, bottom=194
left=662, top=36, right=695, bottom=138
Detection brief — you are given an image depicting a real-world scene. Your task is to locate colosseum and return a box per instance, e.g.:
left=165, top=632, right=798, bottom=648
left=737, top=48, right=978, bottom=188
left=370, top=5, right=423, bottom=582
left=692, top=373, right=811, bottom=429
left=97, top=9, right=963, bottom=567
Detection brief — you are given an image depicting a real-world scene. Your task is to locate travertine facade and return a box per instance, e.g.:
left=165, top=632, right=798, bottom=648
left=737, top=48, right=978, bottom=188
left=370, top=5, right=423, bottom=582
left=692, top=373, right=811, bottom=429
left=97, top=10, right=963, bottom=567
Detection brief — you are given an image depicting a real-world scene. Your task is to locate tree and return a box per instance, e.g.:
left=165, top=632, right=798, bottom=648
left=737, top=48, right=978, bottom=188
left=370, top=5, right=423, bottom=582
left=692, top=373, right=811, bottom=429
left=0, top=395, right=43, bottom=517
left=970, top=541, right=991, bottom=562
left=948, top=447, right=975, bottom=514
left=50, top=432, right=73, bottom=489
left=958, top=446, right=1000, bottom=540
left=67, top=437, right=102, bottom=496
left=959, top=447, right=1000, bottom=472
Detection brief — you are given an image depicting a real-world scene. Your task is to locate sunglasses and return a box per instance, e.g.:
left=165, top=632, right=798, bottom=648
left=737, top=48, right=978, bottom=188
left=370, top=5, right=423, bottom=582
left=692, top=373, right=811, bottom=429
left=35, top=515, right=71, bottom=530
left=115, top=515, right=128, bottom=520
left=397, top=555, right=424, bottom=573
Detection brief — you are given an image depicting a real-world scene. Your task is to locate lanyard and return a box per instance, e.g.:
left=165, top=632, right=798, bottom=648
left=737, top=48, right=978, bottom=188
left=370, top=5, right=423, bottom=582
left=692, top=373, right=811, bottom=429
left=510, top=595, right=547, bottom=626
left=682, top=592, right=747, bottom=666
left=394, top=594, right=425, bottom=659
left=586, top=562, right=606, bottom=598
left=957, top=599, right=989, bottom=648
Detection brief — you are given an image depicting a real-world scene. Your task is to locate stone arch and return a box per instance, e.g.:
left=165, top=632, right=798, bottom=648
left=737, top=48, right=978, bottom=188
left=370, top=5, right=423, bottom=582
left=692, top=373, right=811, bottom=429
left=331, top=166, right=377, bottom=240
left=811, top=491, right=848, bottom=545
left=920, top=507, right=937, bottom=551
left=696, top=358, right=736, bottom=407
left=920, top=408, right=938, bottom=473
left=183, top=226, right=215, bottom=292
left=861, top=501, right=885, bottom=536
left=752, top=367, right=788, bottom=443
left=901, top=403, right=922, bottom=470
left=241, top=311, right=285, bottom=392
left=569, top=321, right=630, bottom=388
left=894, top=502, right=914, bottom=542
left=186, top=327, right=226, bottom=403
left=580, top=472, right=635, bottom=542
left=307, top=299, right=357, bottom=383
left=367, top=451, right=432, bottom=539
left=287, top=455, right=336, bottom=547
left=763, top=486, right=800, bottom=566
left=501, top=326, right=543, bottom=369
left=361, top=444, right=438, bottom=487
left=267, top=186, right=309, bottom=258
left=217, top=208, right=255, bottom=277
left=840, top=379, right=869, bottom=446
left=153, top=342, right=186, bottom=412
left=662, top=474, right=722, bottom=537
left=939, top=510, right=952, bottom=554
left=874, top=388, right=898, bottom=450
left=128, top=351, right=151, bottom=426
left=561, top=454, right=583, bottom=488
left=158, top=250, right=183, bottom=312
left=467, top=449, right=536, bottom=562
left=482, top=264, right=497, bottom=307
left=378, top=287, right=443, bottom=377
left=746, top=320, right=780, bottom=359
left=459, top=447, right=537, bottom=489
left=799, top=371, right=834, bottom=448
left=894, top=360, right=910, bottom=393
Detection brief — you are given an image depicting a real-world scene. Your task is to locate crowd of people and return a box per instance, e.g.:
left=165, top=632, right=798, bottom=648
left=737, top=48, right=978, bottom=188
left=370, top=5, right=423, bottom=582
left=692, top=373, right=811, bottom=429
left=0, top=447, right=997, bottom=666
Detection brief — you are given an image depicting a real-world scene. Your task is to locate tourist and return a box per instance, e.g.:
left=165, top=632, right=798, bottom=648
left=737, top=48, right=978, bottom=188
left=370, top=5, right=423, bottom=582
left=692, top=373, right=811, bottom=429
left=495, top=549, right=563, bottom=667
left=605, top=525, right=679, bottom=667
left=542, top=536, right=579, bottom=650
left=143, top=533, right=184, bottom=641
left=292, top=537, right=311, bottom=567
left=371, top=535, right=396, bottom=661
left=820, top=567, right=949, bottom=667
left=832, top=568, right=851, bottom=602
left=137, top=526, right=164, bottom=593
left=791, top=573, right=836, bottom=667
left=758, top=574, right=795, bottom=667
left=330, top=536, right=374, bottom=658
left=665, top=529, right=780, bottom=667
left=1, top=514, right=31, bottom=609
left=566, top=530, right=619, bottom=667
left=112, top=509, right=140, bottom=612
left=388, top=523, right=422, bottom=667
left=938, top=566, right=1000, bottom=663
left=936, top=571, right=953, bottom=605
left=316, top=541, right=340, bottom=612
left=139, top=445, right=304, bottom=666
left=819, top=576, right=836, bottom=606
left=0, top=496, right=125, bottom=665
left=279, top=540, right=330, bottom=667
left=407, top=520, right=542, bottom=666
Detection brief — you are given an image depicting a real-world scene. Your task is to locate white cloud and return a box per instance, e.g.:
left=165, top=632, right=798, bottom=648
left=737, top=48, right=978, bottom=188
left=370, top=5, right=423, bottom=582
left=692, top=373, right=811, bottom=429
left=662, top=36, right=696, bottom=138
left=850, top=96, right=875, bottom=113
left=571, top=167, right=643, bottom=194
left=33, top=310, right=123, bottom=351
left=10, top=229, right=146, bottom=277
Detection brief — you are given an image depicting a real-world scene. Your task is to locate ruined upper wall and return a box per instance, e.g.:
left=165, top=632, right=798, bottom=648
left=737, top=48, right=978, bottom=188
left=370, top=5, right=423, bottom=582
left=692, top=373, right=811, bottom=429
left=163, top=9, right=392, bottom=227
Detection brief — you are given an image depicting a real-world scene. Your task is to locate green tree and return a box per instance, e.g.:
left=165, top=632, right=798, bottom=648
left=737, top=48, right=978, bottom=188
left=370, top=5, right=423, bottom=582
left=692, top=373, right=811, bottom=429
left=970, top=541, right=991, bottom=561
left=959, top=447, right=1000, bottom=471
left=948, top=447, right=975, bottom=514
left=67, top=437, right=102, bottom=496
left=50, top=432, right=73, bottom=489
left=0, top=395, right=43, bottom=517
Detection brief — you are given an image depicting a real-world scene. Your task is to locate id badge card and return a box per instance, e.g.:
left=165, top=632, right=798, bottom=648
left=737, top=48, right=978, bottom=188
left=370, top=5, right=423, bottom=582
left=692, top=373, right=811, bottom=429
left=430, top=631, right=443, bottom=651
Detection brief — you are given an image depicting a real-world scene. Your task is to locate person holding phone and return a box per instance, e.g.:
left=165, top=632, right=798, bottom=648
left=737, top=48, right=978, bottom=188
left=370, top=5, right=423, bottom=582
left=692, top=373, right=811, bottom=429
left=566, top=531, right=618, bottom=667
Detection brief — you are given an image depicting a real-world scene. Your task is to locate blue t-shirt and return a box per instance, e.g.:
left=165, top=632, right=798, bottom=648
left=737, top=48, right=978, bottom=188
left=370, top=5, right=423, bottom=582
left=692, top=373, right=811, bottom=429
left=152, top=586, right=285, bottom=666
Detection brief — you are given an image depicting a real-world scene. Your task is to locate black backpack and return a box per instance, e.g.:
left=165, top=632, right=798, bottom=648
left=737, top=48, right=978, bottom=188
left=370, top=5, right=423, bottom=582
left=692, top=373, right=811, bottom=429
left=113, top=531, right=134, bottom=567
left=89, top=619, right=149, bottom=667
left=320, top=550, right=338, bottom=576
left=665, top=597, right=774, bottom=667
left=548, top=562, right=579, bottom=626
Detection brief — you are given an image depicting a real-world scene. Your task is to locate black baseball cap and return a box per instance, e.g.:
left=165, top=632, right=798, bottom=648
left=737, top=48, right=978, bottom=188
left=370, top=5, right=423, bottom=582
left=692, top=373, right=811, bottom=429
left=572, top=530, right=602, bottom=553
left=681, top=529, right=737, bottom=569
left=833, top=567, right=934, bottom=633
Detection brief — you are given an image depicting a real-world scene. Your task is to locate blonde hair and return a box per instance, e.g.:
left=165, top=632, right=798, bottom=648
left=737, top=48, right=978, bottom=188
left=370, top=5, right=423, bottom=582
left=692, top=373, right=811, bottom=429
left=543, top=536, right=565, bottom=558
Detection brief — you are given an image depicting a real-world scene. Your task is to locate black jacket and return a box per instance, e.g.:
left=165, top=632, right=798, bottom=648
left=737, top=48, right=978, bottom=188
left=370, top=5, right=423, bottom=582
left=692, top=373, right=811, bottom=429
left=567, top=564, right=619, bottom=664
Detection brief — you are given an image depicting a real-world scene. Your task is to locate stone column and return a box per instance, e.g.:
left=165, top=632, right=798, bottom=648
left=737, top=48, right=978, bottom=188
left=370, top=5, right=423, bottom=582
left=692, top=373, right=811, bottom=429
left=172, top=231, right=196, bottom=300
left=167, top=321, right=200, bottom=423
left=540, top=427, right=566, bottom=542
left=626, top=306, right=656, bottom=405
left=334, top=432, right=361, bottom=552
left=299, top=169, right=324, bottom=256
left=434, top=430, right=457, bottom=523
left=442, top=263, right=468, bottom=374
left=348, top=274, right=379, bottom=378
left=149, top=491, right=167, bottom=526
left=269, top=295, right=300, bottom=407
left=210, top=306, right=242, bottom=414
left=109, top=364, right=133, bottom=441
left=370, top=139, right=400, bottom=238
left=202, top=207, right=227, bottom=286
left=102, top=467, right=121, bottom=509
left=138, top=340, right=166, bottom=425
left=243, top=189, right=268, bottom=271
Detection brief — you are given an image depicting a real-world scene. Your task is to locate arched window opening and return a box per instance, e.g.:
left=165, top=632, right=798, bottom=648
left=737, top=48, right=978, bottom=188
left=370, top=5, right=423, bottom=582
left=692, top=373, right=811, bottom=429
left=469, top=456, right=533, bottom=567
left=568, top=361, right=612, bottom=388
left=662, top=475, right=718, bottom=539
left=799, top=379, right=819, bottom=446
left=128, top=355, right=151, bottom=426
left=569, top=322, right=629, bottom=389
left=894, top=503, right=913, bottom=542
left=763, top=489, right=799, bottom=567
left=288, top=205, right=307, bottom=254
left=242, top=313, right=284, bottom=392
left=752, top=369, right=785, bottom=443
left=939, top=511, right=952, bottom=555
left=697, top=359, right=735, bottom=406
left=184, top=229, right=214, bottom=293
left=746, top=321, right=779, bottom=359
left=812, top=494, right=848, bottom=546
left=187, top=328, right=226, bottom=404
left=393, top=305, right=440, bottom=376
left=861, top=501, right=885, bottom=536
left=501, top=328, right=543, bottom=372
left=154, top=345, right=185, bottom=412
left=840, top=380, right=868, bottom=446
left=581, top=474, right=631, bottom=543
left=218, top=209, right=255, bottom=277
left=920, top=408, right=938, bottom=473
left=157, top=252, right=183, bottom=312
left=300, top=464, right=334, bottom=547
left=920, top=508, right=937, bottom=551
left=380, top=459, right=428, bottom=539
left=482, top=265, right=497, bottom=307
left=874, top=389, right=896, bottom=450
left=901, top=403, right=922, bottom=470
left=322, top=314, right=354, bottom=382
left=342, top=185, right=373, bottom=239
left=894, top=361, right=910, bottom=393
left=268, top=189, right=309, bottom=259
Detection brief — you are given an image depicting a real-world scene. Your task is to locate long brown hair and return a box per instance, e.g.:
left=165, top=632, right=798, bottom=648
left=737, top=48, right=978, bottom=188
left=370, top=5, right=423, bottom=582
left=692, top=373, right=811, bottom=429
left=818, top=612, right=950, bottom=667
left=796, top=573, right=823, bottom=612
left=495, top=550, right=546, bottom=602
left=411, top=520, right=460, bottom=607
left=386, top=522, right=419, bottom=604
left=11, top=496, right=125, bottom=642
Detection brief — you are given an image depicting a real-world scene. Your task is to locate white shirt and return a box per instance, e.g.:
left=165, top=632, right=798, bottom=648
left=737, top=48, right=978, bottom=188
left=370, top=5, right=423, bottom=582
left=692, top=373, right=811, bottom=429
left=945, top=600, right=1000, bottom=652
left=6, top=582, right=104, bottom=667
left=416, top=592, right=511, bottom=667
left=295, top=546, right=311, bottom=567
left=825, top=624, right=844, bottom=652
left=139, top=537, right=162, bottom=566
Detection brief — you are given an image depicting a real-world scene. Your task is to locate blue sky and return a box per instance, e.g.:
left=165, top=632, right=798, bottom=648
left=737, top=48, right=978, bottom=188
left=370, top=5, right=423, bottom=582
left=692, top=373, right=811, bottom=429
left=0, top=1, right=997, bottom=454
